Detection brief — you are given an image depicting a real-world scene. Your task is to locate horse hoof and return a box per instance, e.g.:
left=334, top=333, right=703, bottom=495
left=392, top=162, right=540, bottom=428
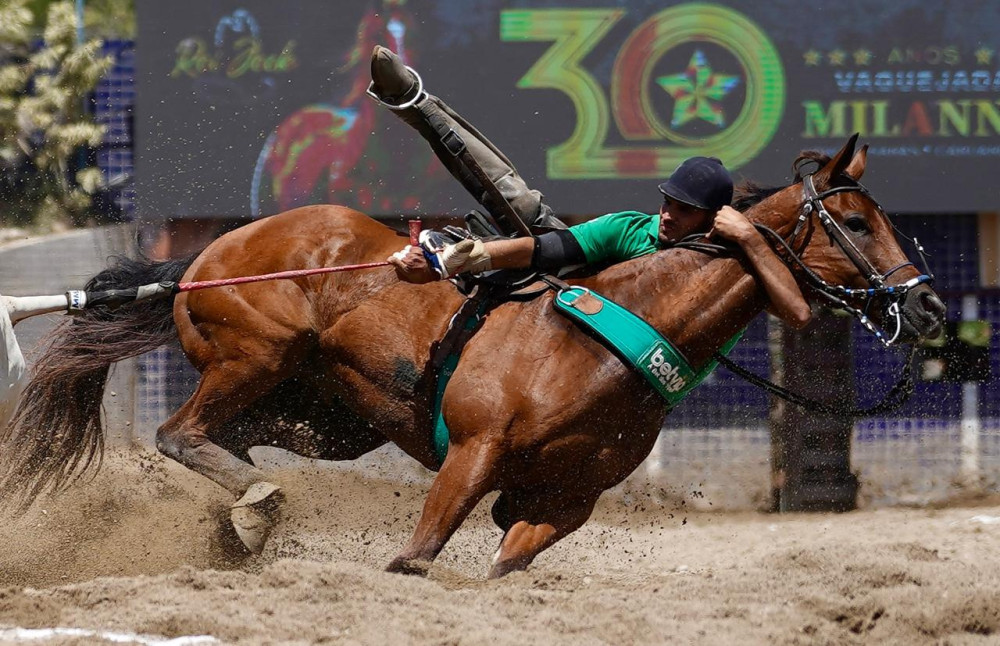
left=231, top=481, right=283, bottom=554
left=386, top=557, right=431, bottom=577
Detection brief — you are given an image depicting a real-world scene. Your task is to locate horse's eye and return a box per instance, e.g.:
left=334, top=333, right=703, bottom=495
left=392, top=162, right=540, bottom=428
left=844, top=216, right=870, bottom=235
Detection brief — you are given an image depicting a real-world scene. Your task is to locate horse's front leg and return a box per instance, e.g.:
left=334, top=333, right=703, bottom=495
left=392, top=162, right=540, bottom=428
left=487, top=490, right=599, bottom=579
left=386, top=437, right=499, bottom=575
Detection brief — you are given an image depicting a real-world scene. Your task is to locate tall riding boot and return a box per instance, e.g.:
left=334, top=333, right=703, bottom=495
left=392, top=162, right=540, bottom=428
left=369, top=46, right=565, bottom=235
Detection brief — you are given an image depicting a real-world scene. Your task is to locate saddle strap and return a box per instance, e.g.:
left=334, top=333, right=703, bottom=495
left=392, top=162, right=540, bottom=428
left=428, top=290, right=496, bottom=467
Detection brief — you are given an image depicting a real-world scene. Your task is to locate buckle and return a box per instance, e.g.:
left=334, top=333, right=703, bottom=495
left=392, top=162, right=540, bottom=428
left=366, top=65, right=426, bottom=110
left=556, top=287, right=591, bottom=307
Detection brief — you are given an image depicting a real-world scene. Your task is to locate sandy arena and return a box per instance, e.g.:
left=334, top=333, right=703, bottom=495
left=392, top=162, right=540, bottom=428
left=1, top=448, right=999, bottom=645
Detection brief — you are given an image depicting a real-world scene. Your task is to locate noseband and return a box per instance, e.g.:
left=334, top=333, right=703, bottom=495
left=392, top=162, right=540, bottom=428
left=755, top=173, right=933, bottom=346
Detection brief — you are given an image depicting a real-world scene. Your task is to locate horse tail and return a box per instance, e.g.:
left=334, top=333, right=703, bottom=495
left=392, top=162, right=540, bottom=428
left=0, top=253, right=199, bottom=508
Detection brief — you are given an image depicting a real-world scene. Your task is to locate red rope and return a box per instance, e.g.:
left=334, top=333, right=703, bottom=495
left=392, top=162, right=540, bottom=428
left=176, top=220, right=422, bottom=293
left=177, top=261, right=392, bottom=292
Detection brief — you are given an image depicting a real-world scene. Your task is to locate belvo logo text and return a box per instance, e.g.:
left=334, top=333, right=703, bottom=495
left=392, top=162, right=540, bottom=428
left=500, top=3, right=785, bottom=177
left=641, top=342, right=688, bottom=393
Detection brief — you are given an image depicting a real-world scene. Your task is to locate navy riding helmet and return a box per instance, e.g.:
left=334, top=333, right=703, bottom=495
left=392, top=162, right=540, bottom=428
left=658, top=156, right=734, bottom=212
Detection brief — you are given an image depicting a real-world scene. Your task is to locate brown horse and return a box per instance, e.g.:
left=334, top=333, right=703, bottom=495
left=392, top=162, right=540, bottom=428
left=1, top=136, right=944, bottom=578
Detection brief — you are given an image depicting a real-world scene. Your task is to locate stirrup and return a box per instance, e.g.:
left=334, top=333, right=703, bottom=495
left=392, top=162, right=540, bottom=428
left=465, top=210, right=502, bottom=238
left=366, top=65, right=426, bottom=110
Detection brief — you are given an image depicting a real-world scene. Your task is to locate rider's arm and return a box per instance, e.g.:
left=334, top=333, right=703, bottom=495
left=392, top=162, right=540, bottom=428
left=530, top=231, right=586, bottom=270
left=388, top=233, right=586, bottom=282
left=478, top=230, right=587, bottom=271
left=485, top=237, right=534, bottom=268
left=711, top=206, right=812, bottom=329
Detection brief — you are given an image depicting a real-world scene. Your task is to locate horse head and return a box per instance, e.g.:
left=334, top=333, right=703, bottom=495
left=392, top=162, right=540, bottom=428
left=753, top=134, right=945, bottom=344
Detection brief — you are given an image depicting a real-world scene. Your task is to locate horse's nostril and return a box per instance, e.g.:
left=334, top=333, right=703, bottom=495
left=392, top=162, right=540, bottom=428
left=920, top=291, right=946, bottom=319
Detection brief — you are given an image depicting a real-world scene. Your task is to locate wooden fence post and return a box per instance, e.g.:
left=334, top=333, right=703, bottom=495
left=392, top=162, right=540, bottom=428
left=770, top=310, right=859, bottom=512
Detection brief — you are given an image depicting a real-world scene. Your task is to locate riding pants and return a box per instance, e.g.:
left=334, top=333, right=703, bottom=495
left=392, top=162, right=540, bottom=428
left=369, top=48, right=565, bottom=235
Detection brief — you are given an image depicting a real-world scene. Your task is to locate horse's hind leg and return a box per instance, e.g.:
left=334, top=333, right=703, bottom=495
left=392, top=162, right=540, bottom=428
left=487, top=490, right=599, bottom=579
left=156, top=360, right=290, bottom=553
left=386, top=438, right=499, bottom=576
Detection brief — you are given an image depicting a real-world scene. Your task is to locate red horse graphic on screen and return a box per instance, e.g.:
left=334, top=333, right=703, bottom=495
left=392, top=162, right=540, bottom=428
left=252, top=1, right=442, bottom=217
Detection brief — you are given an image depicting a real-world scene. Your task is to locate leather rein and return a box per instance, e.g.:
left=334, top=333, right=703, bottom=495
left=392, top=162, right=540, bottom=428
left=669, top=171, right=933, bottom=418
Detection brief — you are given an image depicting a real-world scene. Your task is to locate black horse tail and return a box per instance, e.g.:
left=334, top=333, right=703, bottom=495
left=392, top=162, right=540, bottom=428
left=0, top=252, right=199, bottom=508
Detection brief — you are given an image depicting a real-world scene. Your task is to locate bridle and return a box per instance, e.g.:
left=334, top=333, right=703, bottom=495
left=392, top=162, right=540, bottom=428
left=753, top=171, right=933, bottom=347
left=678, top=168, right=936, bottom=416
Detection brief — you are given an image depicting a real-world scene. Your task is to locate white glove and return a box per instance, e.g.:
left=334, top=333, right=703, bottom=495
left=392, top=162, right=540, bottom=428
left=439, top=239, right=492, bottom=276
left=418, top=231, right=492, bottom=278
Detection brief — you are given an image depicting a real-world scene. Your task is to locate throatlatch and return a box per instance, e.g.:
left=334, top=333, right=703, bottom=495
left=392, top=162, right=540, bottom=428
left=368, top=46, right=565, bottom=236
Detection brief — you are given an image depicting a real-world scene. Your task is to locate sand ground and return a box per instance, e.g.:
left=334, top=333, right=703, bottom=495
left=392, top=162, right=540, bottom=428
left=1, top=449, right=999, bottom=645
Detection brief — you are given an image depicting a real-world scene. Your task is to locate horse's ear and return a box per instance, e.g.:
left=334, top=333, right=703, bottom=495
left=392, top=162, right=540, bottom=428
left=814, top=133, right=860, bottom=187
left=844, top=143, right=869, bottom=180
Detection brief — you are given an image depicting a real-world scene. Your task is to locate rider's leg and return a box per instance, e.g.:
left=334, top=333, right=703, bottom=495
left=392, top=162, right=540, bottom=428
left=369, top=46, right=565, bottom=235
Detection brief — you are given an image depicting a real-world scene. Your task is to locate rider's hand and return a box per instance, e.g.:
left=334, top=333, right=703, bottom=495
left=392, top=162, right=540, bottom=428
left=707, top=205, right=757, bottom=245
left=440, top=239, right=490, bottom=276
left=388, top=245, right=438, bottom=284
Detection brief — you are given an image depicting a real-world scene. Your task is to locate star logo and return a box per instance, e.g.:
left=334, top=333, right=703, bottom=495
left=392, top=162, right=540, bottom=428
left=803, top=49, right=822, bottom=66
left=976, top=47, right=994, bottom=64
left=853, top=48, right=873, bottom=65
left=656, top=50, right=740, bottom=128
left=828, top=49, right=846, bottom=65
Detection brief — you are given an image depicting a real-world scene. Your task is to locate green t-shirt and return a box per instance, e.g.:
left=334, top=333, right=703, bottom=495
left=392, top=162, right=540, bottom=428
left=567, top=211, right=663, bottom=264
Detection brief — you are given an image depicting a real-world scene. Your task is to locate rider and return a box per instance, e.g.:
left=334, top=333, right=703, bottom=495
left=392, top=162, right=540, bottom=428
left=369, top=47, right=811, bottom=329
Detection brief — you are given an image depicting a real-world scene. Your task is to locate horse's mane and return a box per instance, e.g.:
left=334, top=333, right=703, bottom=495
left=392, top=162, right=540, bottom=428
left=732, top=150, right=836, bottom=211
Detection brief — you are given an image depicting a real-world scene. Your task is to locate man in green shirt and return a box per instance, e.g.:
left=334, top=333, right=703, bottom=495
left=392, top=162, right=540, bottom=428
left=389, top=155, right=811, bottom=329
left=373, top=47, right=811, bottom=329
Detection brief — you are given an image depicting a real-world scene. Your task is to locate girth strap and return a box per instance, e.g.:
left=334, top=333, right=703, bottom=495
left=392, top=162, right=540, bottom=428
left=427, top=288, right=497, bottom=467
left=553, top=287, right=743, bottom=407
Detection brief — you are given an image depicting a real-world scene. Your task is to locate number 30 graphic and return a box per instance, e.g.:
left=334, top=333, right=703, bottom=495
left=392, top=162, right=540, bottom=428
left=500, top=4, right=785, bottom=178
